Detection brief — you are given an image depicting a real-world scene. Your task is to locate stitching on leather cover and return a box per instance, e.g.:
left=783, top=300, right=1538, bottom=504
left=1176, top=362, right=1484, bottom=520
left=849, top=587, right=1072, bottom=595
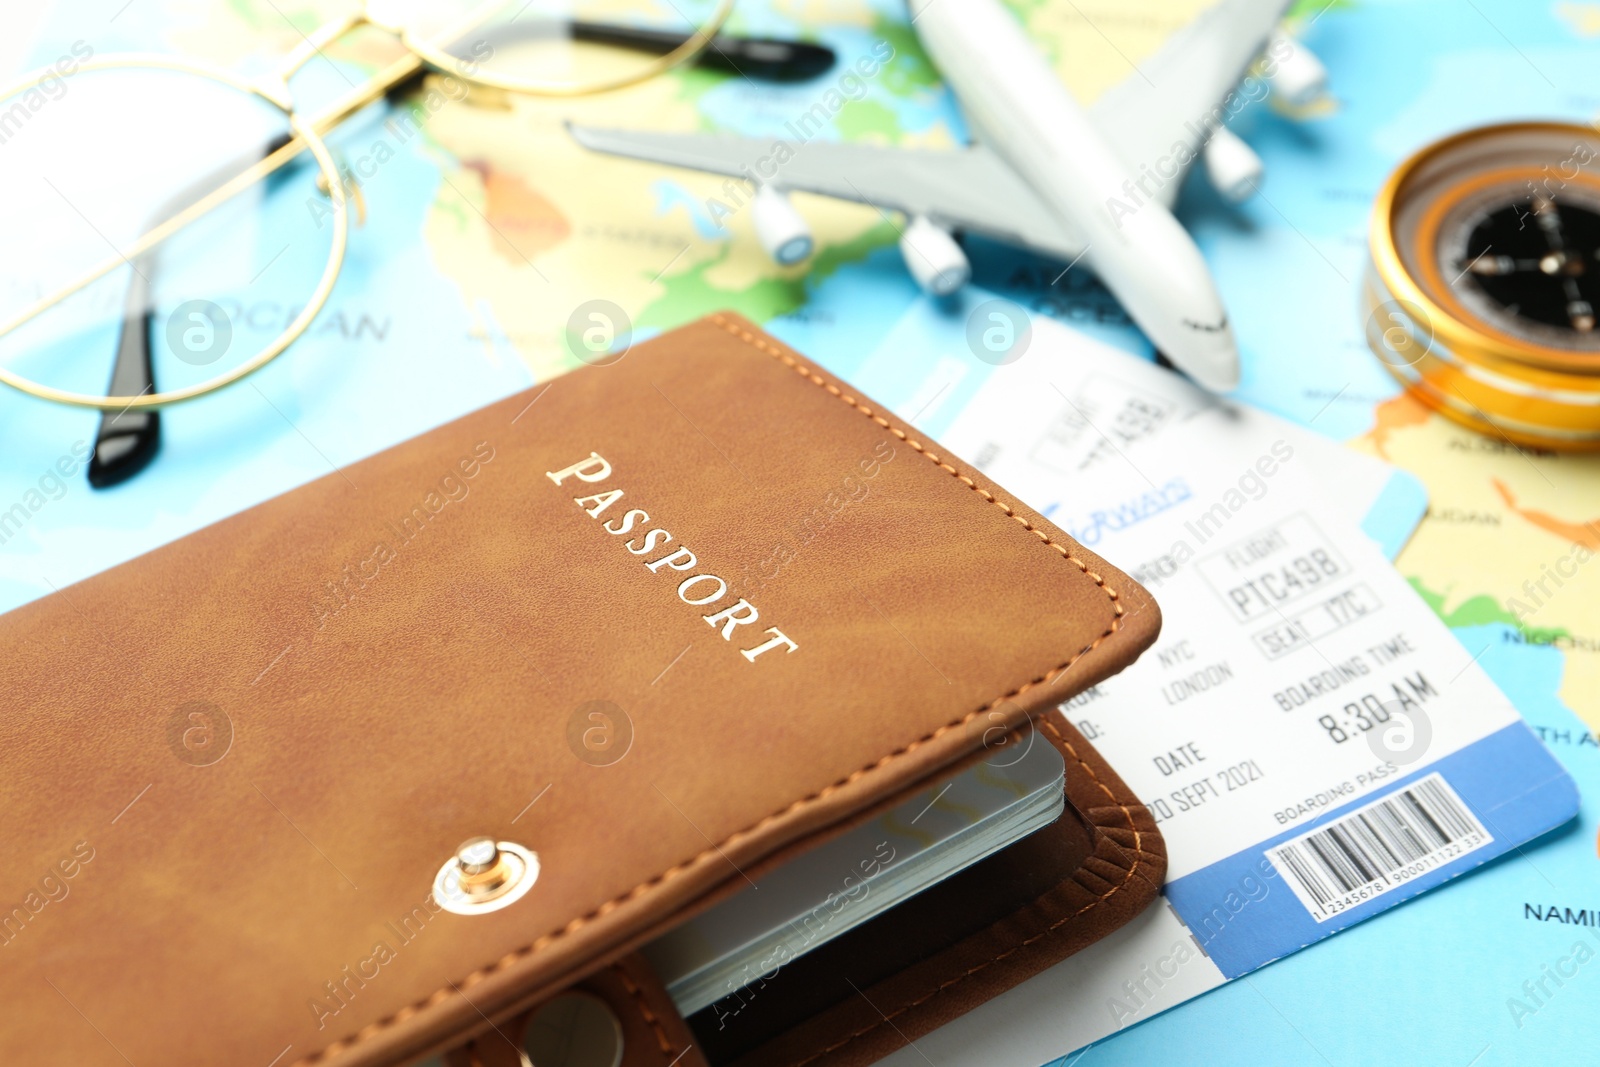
left=781, top=717, right=1148, bottom=1067
left=286, top=316, right=1125, bottom=1067
left=613, top=961, right=677, bottom=1059
left=709, top=316, right=1128, bottom=593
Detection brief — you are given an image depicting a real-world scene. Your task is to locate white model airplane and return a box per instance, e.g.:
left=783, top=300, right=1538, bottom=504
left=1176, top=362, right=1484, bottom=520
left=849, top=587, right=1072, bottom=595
left=569, top=0, right=1329, bottom=392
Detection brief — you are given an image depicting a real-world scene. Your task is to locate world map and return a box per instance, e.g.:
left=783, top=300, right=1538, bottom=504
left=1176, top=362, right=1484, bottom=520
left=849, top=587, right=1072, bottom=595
left=4, top=0, right=1600, bottom=1064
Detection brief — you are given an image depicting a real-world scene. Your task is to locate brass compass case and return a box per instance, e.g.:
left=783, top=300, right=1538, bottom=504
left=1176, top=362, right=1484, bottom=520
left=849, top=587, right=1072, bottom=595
left=1366, top=121, right=1600, bottom=450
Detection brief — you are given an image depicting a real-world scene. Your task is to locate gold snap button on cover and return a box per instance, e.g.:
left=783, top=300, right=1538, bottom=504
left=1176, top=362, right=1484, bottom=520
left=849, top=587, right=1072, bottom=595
left=434, top=838, right=539, bottom=916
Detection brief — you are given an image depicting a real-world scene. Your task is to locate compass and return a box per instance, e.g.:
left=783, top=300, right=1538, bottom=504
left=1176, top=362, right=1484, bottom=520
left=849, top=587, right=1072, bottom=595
left=1365, top=122, right=1600, bottom=449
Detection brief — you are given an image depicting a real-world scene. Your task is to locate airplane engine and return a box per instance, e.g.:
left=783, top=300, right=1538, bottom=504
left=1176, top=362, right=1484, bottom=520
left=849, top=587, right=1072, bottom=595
left=1203, top=127, right=1264, bottom=203
left=900, top=215, right=970, bottom=296
left=1266, top=32, right=1328, bottom=107
left=752, top=185, right=814, bottom=265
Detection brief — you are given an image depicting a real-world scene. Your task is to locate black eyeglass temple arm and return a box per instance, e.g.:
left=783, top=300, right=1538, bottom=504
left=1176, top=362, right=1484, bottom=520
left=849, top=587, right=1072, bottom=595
left=450, top=21, right=836, bottom=82
left=90, top=27, right=831, bottom=487
left=90, top=132, right=297, bottom=489
left=566, top=22, right=836, bottom=81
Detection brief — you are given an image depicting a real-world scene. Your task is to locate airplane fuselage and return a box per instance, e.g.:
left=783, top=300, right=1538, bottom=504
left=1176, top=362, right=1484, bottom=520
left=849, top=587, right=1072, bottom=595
left=909, top=0, right=1242, bottom=391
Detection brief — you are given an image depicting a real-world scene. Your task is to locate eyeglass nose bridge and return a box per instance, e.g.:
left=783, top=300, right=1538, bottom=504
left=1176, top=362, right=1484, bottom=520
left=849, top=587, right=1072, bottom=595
left=269, top=10, right=371, bottom=90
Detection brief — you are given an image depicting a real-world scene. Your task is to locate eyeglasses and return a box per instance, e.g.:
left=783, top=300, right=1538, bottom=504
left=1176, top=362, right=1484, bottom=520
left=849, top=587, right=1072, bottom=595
left=0, top=0, right=831, bottom=485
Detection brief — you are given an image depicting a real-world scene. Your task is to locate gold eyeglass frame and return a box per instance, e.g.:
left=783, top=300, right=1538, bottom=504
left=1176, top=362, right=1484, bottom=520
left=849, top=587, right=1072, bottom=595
left=0, top=0, right=736, bottom=412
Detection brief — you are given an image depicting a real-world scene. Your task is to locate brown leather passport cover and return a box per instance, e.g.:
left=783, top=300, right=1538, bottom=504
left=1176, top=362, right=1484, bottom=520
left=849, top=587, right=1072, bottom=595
left=0, top=312, right=1162, bottom=1067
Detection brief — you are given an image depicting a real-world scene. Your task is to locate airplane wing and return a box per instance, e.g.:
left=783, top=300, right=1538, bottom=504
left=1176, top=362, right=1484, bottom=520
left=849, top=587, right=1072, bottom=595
left=566, top=124, right=1087, bottom=261
left=570, top=0, right=1297, bottom=253
left=1087, top=0, right=1295, bottom=209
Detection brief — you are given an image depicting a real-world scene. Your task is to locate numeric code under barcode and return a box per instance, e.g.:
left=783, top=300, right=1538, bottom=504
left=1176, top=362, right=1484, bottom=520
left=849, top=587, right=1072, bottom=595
left=1268, top=773, right=1492, bottom=923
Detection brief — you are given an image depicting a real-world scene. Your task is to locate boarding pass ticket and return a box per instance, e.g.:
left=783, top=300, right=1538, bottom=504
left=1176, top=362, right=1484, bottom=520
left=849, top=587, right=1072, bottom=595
left=854, top=300, right=1428, bottom=563
left=874, top=318, right=1576, bottom=1067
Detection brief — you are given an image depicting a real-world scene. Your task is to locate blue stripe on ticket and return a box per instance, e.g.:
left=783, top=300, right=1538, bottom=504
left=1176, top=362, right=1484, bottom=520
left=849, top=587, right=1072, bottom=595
left=1359, top=468, right=1429, bottom=561
left=1164, top=722, right=1578, bottom=979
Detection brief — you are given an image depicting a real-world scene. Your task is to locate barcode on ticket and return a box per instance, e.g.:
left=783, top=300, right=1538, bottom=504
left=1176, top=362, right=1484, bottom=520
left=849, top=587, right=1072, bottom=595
left=1268, top=774, right=1493, bottom=923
